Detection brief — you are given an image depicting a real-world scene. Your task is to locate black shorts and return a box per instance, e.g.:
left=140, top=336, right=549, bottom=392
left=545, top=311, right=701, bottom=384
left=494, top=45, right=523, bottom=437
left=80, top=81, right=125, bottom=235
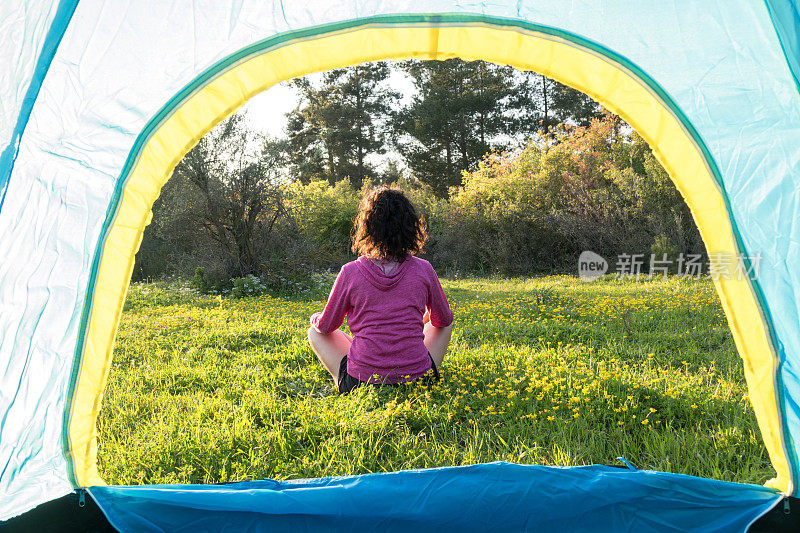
left=338, top=352, right=441, bottom=394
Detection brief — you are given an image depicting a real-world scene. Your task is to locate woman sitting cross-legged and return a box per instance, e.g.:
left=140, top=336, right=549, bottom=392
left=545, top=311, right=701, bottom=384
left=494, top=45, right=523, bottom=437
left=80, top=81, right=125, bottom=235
left=307, top=186, right=453, bottom=394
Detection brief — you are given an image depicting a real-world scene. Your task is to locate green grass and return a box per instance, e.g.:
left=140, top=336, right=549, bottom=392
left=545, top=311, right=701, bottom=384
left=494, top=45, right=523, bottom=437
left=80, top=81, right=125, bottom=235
left=97, top=275, right=774, bottom=486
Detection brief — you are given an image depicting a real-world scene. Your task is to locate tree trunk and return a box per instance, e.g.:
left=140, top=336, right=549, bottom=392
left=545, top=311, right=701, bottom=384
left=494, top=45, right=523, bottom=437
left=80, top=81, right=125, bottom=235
left=478, top=65, right=486, bottom=148
left=541, top=74, right=549, bottom=133
left=355, top=67, right=365, bottom=188
left=324, top=141, right=336, bottom=185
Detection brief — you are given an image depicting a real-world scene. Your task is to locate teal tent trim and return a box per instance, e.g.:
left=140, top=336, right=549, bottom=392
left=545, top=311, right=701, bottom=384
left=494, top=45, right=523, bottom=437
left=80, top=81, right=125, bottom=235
left=764, top=0, right=800, bottom=97
left=0, top=0, right=80, bottom=214
left=88, top=462, right=782, bottom=532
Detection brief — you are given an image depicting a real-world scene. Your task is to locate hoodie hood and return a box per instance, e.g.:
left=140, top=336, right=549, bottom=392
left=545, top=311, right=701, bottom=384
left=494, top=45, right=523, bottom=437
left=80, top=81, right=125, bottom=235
left=354, top=255, right=412, bottom=291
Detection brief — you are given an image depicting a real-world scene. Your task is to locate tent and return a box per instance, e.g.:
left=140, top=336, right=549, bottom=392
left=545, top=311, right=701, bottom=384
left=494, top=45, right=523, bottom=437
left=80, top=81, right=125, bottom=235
left=1, top=0, right=799, bottom=529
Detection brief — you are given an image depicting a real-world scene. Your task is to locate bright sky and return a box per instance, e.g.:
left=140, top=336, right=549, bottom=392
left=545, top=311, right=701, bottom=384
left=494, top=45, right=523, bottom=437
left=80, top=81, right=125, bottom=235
left=242, top=81, right=299, bottom=138
left=241, top=67, right=415, bottom=139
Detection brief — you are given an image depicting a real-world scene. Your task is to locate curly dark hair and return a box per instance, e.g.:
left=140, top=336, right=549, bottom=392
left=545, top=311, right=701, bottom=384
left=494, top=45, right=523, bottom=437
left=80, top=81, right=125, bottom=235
left=351, top=186, right=427, bottom=261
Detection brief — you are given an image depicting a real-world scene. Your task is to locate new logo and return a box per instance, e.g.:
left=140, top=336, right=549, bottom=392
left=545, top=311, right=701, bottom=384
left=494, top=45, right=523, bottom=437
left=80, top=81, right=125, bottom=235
left=578, top=251, right=608, bottom=282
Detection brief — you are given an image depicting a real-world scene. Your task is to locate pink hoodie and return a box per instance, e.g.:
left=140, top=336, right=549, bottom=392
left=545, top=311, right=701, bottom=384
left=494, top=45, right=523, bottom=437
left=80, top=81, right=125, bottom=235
left=310, top=255, right=453, bottom=383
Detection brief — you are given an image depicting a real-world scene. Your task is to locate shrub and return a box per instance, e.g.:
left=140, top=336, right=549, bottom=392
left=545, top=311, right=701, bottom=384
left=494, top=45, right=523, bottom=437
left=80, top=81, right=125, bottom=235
left=285, top=178, right=361, bottom=262
left=231, top=275, right=267, bottom=298
left=191, top=267, right=210, bottom=294
left=134, top=114, right=704, bottom=282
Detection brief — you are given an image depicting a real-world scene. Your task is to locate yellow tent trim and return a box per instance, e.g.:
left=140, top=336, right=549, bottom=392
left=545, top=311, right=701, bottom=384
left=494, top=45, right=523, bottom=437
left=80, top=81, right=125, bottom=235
left=66, top=22, right=792, bottom=493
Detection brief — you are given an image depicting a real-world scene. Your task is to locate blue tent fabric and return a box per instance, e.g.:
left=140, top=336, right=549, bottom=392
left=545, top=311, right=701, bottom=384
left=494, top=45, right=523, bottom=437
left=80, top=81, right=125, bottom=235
left=88, top=463, right=782, bottom=532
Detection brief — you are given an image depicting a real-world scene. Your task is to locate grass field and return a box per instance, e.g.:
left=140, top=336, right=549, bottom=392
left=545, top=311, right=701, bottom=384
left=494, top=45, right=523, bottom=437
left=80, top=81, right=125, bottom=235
left=97, top=275, right=773, bottom=486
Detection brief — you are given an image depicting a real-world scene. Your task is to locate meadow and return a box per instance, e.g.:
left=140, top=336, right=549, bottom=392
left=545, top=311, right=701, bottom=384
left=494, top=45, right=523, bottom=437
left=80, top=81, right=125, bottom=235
left=97, top=275, right=773, bottom=486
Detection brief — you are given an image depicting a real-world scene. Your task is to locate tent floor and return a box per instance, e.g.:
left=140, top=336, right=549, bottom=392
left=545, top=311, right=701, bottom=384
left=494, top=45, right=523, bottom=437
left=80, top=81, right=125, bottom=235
left=0, top=464, right=800, bottom=533
left=1, top=492, right=799, bottom=532
left=1, top=491, right=799, bottom=533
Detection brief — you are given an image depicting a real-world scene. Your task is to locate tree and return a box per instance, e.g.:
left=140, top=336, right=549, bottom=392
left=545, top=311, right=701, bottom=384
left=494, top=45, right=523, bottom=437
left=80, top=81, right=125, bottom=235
left=171, top=114, right=290, bottom=278
left=394, top=59, right=537, bottom=196
left=132, top=168, right=198, bottom=281
left=381, top=159, right=406, bottom=184
left=523, top=73, right=602, bottom=132
left=286, top=62, right=398, bottom=187
left=285, top=105, right=327, bottom=185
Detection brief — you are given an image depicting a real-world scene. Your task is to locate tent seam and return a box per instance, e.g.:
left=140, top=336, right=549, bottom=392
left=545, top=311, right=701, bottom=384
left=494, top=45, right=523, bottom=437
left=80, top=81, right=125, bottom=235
left=0, top=0, right=80, bottom=216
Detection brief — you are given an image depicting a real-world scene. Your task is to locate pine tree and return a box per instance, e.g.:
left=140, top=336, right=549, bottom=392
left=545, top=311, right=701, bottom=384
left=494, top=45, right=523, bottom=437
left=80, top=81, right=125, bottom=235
left=286, top=62, right=398, bottom=187
left=522, top=73, right=602, bottom=132
left=394, top=59, right=536, bottom=197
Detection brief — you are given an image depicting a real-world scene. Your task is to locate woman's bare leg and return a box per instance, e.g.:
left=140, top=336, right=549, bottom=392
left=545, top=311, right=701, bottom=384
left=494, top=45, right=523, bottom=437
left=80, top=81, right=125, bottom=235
left=424, top=323, right=453, bottom=369
left=307, top=328, right=353, bottom=383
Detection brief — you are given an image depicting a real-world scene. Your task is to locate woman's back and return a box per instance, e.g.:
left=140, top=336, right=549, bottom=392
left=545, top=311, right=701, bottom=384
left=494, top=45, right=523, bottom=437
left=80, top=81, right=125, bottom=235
left=311, top=255, right=452, bottom=383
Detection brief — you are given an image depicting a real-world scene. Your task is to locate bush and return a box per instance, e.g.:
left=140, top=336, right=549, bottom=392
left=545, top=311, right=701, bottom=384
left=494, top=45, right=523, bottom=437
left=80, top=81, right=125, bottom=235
left=191, top=267, right=210, bottom=294
left=440, top=115, right=704, bottom=274
left=133, top=115, right=704, bottom=282
left=285, top=178, right=361, bottom=263
left=231, top=275, right=267, bottom=298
